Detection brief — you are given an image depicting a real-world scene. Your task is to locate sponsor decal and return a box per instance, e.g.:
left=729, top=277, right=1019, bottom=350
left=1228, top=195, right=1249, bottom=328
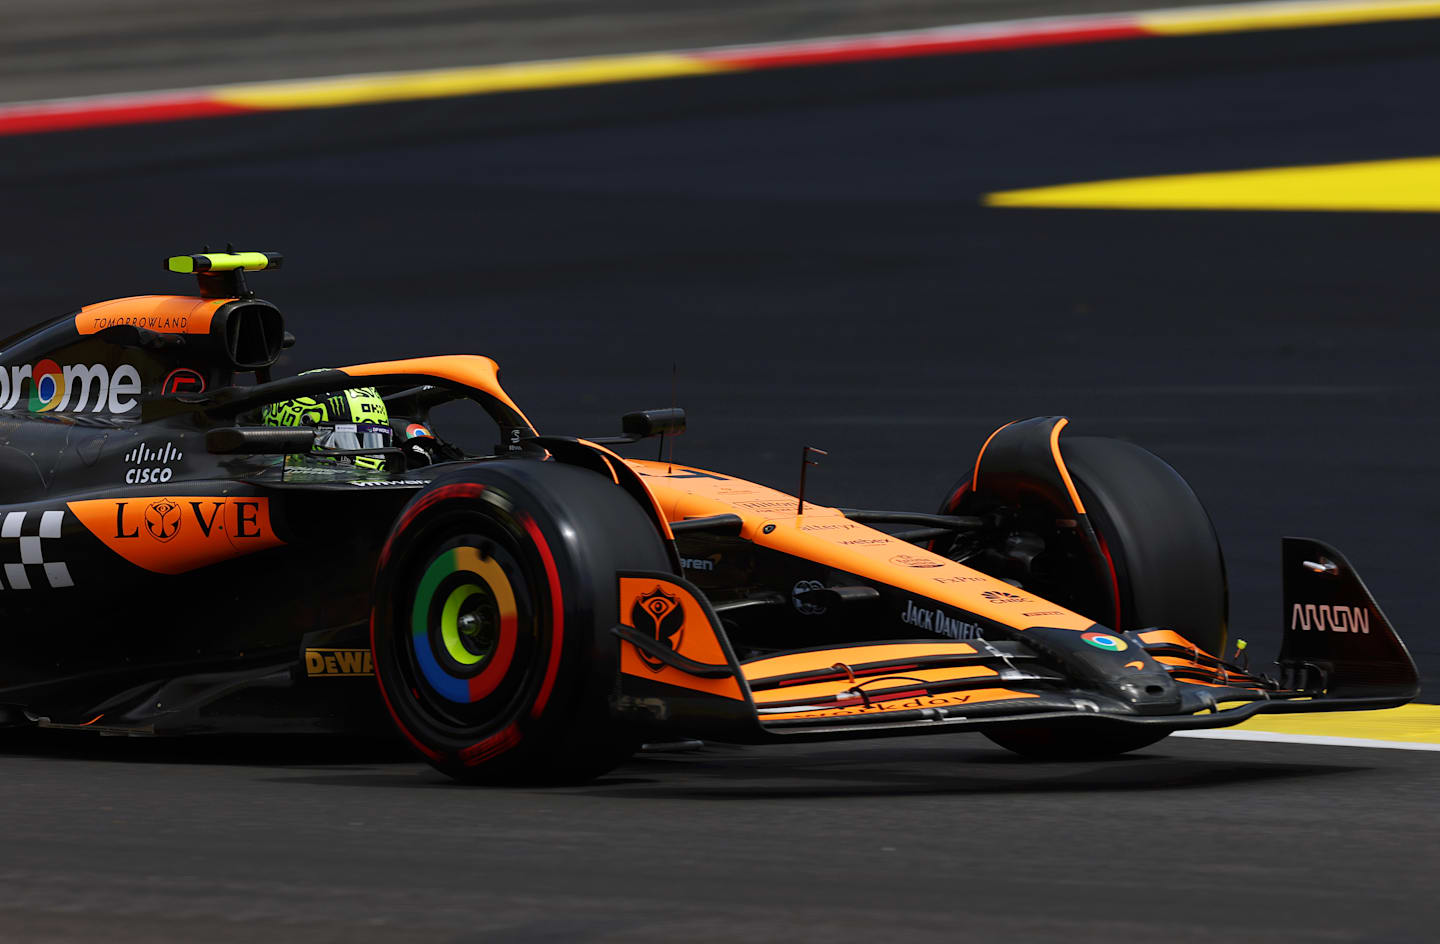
left=0, top=362, right=142, bottom=414
left=793, top=579, right=827, bottom=616
left=161, top=368, right=206, bottom=395
left=305, top=648, right=374, bottom=677
left=738, top=500, right=804, bottom=514
left=838, top=538, right=891, bottom=546
left=1290, top=603, right=1370, bottom=634
left=29, top=359, right=63, bottom=411
left=638, top=468, right=727, bottom=481
left=631, top=586, right=685, bottom=672
left=771, top=691, right=979, bottom=720
left=1022, top=609, right=1063, bottom=617
left=801, top=522, right=857, bottom=532
left=679, top=556, right=715, bottom=572
left=659, top=470, right=727, bottom=481
left=890, top=553, right=943, bottom=568
left=901, top=599, right=984, bottom=640
left=143, top=498, right=183, bottom=542
left=1081, top=631, right=1127, bottom=652
left=616, top=575, right=744, bottom=699
left=67, top=496, right=284, bottom=575
left=124, top=441, right=183, bottom=484
left=0, top=510, right=73, bottom=589
left=86, top=311, right=201, bottom=332
left=981, top=590, right=1025, bottom=604
left=1124, top=660, right=1146, bottom=671
left=350, top=479, right=430, bottom=487
left=933, top=574, right=986, bottom=584
left=405, top=422, right=432, bottom=439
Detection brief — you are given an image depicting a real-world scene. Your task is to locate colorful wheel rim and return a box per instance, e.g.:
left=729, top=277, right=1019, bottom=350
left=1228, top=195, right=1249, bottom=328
left=1081, top=631, right=1127, bottom=652
left=410, top=545, right=520, bottom=703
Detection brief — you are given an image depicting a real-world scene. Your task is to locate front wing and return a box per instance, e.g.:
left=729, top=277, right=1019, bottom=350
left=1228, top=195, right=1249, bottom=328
left=610, top=537, right=1419, bottom=744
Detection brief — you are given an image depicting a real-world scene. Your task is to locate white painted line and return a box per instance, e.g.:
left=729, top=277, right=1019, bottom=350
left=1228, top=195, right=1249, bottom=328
left=1174, top=730, right=1440, bottom=751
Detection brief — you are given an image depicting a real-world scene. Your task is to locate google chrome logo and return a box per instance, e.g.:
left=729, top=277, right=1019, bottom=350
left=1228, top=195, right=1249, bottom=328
left=29, top=359, right=65, bottom=412
left=1081, top=632, right=1127, bottom=652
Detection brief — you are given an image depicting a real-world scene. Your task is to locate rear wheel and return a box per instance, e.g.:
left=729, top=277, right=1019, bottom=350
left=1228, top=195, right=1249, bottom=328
left=941, top=432, right=1227, bottom=759
left=370, top=460, right=672, bottom=784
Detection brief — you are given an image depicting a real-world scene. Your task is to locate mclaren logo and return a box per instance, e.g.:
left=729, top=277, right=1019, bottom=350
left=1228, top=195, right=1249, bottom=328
left=631, top=586, right=684, bottom=672
left=1290, top=603, right=1370, bottom=634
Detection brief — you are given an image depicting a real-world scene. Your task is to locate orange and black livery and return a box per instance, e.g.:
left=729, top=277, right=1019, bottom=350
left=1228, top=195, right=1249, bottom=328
left=0, top=251, right=1418, bottom=782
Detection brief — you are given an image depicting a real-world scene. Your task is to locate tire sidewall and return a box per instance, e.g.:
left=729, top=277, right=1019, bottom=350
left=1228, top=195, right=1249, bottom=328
left=1061, top=437, right=1228, bottom=655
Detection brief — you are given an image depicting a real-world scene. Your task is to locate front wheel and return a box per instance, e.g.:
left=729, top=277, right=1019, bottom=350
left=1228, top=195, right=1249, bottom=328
left=942, top=428, right=1228, bottom=655
left=370, top=460, right=673, bottom=784
left=940, top=421, right=1228, bottom=760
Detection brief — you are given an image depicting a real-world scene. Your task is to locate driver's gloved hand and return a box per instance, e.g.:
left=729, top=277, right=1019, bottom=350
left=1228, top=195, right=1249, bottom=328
left=402, top=436, right=438, bottom=468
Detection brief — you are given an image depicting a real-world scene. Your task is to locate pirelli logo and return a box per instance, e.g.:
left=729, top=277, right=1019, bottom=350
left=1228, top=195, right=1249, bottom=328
left=305, top=648, right=374, bottom=677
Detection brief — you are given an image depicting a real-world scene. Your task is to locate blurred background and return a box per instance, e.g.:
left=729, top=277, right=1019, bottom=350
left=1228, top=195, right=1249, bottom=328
left=2, top=0, right=1223, bottom=99
left=3, top=2, right=1440, bottom=942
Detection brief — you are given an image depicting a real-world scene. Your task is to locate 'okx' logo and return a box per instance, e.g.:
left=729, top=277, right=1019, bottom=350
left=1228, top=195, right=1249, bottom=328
left=630, top=586, right=685, bottom=672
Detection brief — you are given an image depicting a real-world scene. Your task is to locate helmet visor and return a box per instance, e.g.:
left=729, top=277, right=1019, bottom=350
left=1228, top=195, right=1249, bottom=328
left=314, top=422, right=393, bottom=454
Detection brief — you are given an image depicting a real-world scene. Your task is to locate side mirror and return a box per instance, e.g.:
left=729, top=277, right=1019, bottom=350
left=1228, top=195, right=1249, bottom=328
left=581, top=408, right=687, bottom=447
left=206, top=426, right=315, bottom=455
left=621, top=408, right=686, bottom=439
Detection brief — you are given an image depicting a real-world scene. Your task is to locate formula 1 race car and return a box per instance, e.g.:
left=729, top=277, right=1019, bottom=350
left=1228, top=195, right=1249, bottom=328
left=0, top=252, right=1419, bottom=783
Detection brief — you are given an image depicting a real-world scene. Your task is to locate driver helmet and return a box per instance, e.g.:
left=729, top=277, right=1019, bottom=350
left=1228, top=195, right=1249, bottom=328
left=261, top=379, right=392, bottom=471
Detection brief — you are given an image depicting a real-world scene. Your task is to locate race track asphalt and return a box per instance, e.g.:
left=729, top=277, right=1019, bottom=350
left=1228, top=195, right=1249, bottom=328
left=1, top=16, right=1439, bottom=943
left=2, top=732, right=1438, bottom=943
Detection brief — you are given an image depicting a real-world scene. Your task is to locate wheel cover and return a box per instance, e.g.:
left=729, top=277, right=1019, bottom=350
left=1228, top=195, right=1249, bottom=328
left=409, top=545, right=523, bottom=705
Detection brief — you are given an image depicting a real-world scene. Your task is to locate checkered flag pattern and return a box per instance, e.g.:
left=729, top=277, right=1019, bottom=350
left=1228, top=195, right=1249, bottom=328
left=0, top=510, right=73, bottom=589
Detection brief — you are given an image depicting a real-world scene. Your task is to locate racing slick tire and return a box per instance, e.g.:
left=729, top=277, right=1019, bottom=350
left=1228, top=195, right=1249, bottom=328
left=370, top=460, right=672, bottom=784
left=942, top=433, right=1228, bottom=760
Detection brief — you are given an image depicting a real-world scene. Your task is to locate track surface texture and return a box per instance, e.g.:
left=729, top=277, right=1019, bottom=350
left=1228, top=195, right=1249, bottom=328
left=2, top=14, right=1439, bottom=944
left=2, top=733, right=1438, bottom=942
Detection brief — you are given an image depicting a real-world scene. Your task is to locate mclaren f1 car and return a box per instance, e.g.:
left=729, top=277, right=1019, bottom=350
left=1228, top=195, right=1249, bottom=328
left=0, top=251, right=1419, bottom=783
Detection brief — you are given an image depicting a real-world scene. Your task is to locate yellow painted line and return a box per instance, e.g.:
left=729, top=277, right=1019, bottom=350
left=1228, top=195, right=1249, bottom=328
left=211, top=53, right=732, bottom=111
left=1233, top=702, right=1440, bottom=743
left=985, top=156, right=1440, bottom=212
left=1175, top=703, right=1440, bottom=751
left=1140, top=0, right=1440, bottom=35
